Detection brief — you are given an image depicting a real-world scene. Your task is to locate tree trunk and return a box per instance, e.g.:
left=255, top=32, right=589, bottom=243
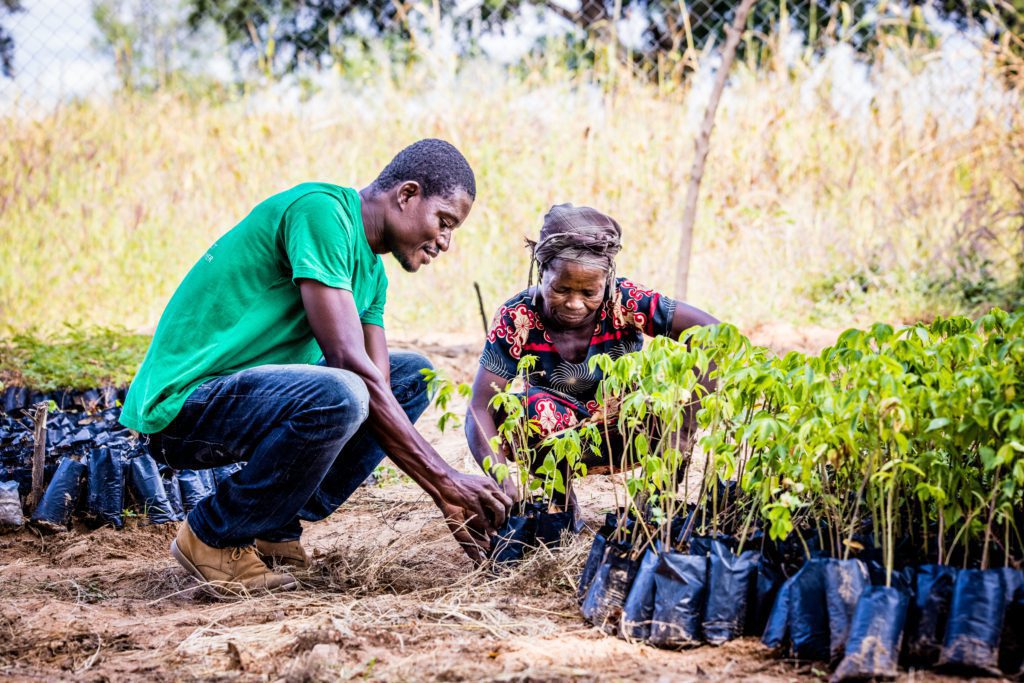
left=674, top=0, right=758, bottom=300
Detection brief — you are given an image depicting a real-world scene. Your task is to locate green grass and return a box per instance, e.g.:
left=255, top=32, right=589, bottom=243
left=0, top=326, right=150, bottom=390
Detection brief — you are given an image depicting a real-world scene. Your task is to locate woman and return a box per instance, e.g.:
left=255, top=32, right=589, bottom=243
left=465, top=203, right=719, bottom=504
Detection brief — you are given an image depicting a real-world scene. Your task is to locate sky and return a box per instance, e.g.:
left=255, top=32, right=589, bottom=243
left=1, top=0, right=114, bottom=109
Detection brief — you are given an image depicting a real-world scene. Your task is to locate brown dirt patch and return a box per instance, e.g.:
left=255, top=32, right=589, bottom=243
left=1, top=484, right=807, bottom=681
left=0, top=337, right=960, bottom=681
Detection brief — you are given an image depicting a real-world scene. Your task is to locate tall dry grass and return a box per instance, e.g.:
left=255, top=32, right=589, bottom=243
left=1, top=35, right=1021, bottom=339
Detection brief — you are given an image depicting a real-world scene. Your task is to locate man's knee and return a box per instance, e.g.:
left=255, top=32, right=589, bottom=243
left=390, top=351, right=432, bottom=391
left=391, top=350, right=433, bottom=377
left=389, top=351, right=433, bottom=415
left=314, top=367, right=370, bottom=428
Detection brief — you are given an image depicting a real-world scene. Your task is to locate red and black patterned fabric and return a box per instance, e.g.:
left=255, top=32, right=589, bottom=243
left=481, top=278, right=676, bottom=437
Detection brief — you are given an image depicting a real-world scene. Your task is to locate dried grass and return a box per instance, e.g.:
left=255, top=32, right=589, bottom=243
left=2, top=38, right=1021, bottom=337
left=165, top=532, right=589, bottom=678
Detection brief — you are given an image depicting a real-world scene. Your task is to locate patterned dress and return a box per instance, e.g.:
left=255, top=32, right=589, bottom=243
left=480, top=278, right=677, bottom=440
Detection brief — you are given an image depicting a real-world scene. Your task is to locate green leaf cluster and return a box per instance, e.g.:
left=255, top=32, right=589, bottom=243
left=420, top=367, right=472, bottom=435
left=557, top=309, right=1024, bottom=579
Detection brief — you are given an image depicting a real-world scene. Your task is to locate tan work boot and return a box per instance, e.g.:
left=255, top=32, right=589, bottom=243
left=170, top=520, right=298, bottom=598
left=255, top=538, right=310, bottom=571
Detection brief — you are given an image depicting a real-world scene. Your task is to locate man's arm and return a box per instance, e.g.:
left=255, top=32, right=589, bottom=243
left=362, top=323, right=390, bottom=384
left=299, top=279, right=510, bottom=562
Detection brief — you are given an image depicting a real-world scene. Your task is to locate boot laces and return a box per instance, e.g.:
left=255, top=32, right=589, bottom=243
left=229, top=546, right=257, bottom=562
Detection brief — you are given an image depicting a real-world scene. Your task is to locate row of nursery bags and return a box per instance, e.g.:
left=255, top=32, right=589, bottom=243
left=763, top=556, right=1024, bottom=679
left=577, top=519, right=1024, bottom=681
left=0, top=447, right=243, bottom=531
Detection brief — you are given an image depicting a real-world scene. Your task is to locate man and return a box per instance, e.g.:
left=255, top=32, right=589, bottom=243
left=120, top=139, right=511, bottom=597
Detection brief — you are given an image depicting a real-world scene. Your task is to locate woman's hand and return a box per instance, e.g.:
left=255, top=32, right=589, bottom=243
left=499, top=473, right=521, bottom=506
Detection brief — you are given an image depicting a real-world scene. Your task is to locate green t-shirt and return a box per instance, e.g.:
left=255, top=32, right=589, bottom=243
left=120, top=183, right=387, bottom=434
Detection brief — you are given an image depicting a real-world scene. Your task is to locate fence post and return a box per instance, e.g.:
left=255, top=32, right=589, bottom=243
left=28, top=401, right=48, bottom=511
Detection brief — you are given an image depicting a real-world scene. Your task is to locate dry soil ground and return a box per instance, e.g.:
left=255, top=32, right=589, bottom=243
left=0, top=325, right=968, bottom=682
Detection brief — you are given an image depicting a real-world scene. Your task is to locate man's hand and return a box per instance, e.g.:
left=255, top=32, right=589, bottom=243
left=431, top=471, right=512, bottom=563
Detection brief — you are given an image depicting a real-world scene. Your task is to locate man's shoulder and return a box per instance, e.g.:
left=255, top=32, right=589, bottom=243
left=273, top=184, right=365, bottom=244
left=279, top=183, right=357, bottom=213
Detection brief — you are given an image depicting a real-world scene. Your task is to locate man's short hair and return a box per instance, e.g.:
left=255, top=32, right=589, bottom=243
left=371, top=138, right=476, bottom=200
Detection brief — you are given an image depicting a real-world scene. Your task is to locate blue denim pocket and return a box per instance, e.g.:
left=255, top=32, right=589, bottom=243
left=151, top=433, right=237, bottom=470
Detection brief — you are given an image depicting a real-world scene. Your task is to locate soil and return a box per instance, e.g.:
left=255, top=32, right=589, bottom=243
left=0, top=332, right=966, bottom=682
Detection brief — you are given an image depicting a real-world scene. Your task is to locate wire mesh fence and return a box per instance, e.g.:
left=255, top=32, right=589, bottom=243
left=1, top=1, right=1020, bottom=112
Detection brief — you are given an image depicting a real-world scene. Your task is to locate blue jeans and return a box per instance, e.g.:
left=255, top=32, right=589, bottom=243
left=149, top=351, right=431, bottom=548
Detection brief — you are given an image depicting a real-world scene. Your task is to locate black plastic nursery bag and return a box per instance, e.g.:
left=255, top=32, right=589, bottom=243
left=31, top=457, right=87, bottom=531
left=1, top=386, right=28, bottom=414
left=762, top=570, right=793, bottom=649
left=127, top=454, right=177, bottom=524
left=581, top=541, right=639, bottom=633
left=490, top=514, right=537, bottom=564
left=621, top=542, right=661, bottom=640
left=163, top=471, right=185, bottom=520
left=86, top=447, right=124, bottom=528
left=749, top=554, right=783, bottom=636
left=938, top=568, right=1007, bottom=675
left=703, top=540, right=760, bottom=644
left=536, top=508, right=575, bottom=547
left=823, top=558, right=871, bottom=662
left=832, top=585, right=909, bottom=682
left=904, top=564, right=957, bottom=666
left=787, top=558, right=831, bottom=661
left=687, top=533, right=737, bottom=559
left=649, top=550, right=708, bottom=649
left=579, top=533, right=609, bottom=603
left=577, top=512, right=620, bottom=602
left=999, top=568, right=1024, bottom=676
left=177, top=468, right=215, bottom=511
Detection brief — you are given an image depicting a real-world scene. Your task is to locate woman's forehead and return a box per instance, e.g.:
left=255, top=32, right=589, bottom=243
left=546, top=259, right=608, bottom=283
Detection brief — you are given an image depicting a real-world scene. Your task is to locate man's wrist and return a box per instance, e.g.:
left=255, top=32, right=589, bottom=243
left=408, top=457, right=458, bottom=501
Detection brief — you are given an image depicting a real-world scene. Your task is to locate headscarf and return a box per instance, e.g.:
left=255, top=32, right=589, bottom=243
left=526, top=204, right=623, bottom=303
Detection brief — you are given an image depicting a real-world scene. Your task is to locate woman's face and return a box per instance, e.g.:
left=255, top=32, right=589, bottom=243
left=540, top=258, right=608, bottom=329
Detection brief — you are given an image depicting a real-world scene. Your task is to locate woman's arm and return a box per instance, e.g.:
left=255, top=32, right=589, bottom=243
left=668, top=300, right=720, bottom=339
left=465, top=366, right=520, bottom=502
left=665, top=299, right=720, bottom=437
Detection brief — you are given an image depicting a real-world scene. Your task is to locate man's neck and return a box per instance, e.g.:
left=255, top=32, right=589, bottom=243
left=358, top=186, right=387, bottom=254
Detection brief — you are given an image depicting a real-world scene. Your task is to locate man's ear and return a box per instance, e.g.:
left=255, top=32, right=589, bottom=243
left=396, top=181, right=421, bottom=211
